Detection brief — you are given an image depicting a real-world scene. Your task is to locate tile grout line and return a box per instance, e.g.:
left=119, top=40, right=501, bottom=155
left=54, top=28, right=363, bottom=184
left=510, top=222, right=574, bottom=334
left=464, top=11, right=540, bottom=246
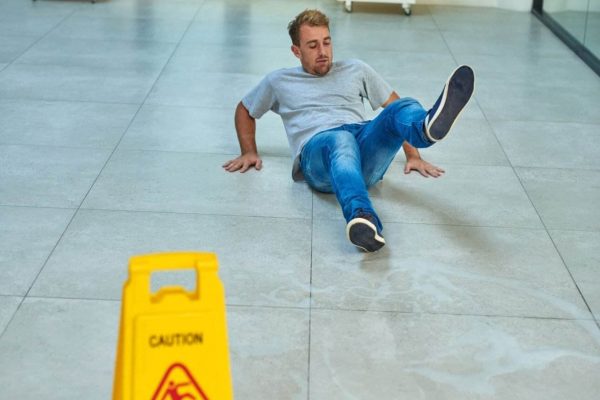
left=306, top=191, right=315, bottom=400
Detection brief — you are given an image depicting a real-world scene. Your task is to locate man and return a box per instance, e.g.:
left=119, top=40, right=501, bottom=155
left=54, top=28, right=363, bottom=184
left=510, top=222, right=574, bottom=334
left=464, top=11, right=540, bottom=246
left=223, top=9, right=474, bottom=253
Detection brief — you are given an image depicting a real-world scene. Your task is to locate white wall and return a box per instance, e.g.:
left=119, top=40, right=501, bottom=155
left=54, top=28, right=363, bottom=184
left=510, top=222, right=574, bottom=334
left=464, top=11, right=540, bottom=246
left=420, top=0, right=533, bottom=11
left=337, top=0, right=534, bottom=12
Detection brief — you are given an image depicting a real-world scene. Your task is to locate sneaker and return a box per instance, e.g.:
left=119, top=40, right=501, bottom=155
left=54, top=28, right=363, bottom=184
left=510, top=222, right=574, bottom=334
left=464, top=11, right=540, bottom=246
left=346, top=213, right=385, bottom=252
left=424, top=65, right=475, bottom=142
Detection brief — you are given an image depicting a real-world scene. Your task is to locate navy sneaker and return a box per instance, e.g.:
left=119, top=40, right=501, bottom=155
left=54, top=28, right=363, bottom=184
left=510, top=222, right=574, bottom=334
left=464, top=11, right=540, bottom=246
left=346, top=212, right=385, bottom=252
left=424, top=65, right=475, bottom=142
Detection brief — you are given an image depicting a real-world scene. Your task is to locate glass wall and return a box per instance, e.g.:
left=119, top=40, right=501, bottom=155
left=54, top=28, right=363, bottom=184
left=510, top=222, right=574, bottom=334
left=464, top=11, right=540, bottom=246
left=533, top=0, right=600, bottom=75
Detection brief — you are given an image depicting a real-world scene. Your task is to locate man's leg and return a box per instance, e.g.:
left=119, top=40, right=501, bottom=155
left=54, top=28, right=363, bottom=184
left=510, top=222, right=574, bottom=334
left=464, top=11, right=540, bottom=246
left=357, top=65, right=475, bottom=186
left=355, top=97, right=432, bottom=187
left=300, top=129, right=385, bottom=252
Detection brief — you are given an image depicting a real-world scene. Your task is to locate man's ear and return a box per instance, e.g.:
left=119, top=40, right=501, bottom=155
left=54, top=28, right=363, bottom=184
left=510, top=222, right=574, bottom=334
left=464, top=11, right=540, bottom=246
left=291, top=45, right=301, bottom=59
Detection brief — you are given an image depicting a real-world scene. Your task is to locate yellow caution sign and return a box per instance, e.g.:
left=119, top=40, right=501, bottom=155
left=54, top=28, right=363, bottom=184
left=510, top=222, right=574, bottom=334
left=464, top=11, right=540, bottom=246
left=112, top=252, right=233, bottom=400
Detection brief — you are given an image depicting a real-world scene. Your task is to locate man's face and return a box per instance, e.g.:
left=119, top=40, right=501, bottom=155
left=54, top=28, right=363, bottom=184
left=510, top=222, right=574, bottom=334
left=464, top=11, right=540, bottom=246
left=291, top=24, right=333, bottom=76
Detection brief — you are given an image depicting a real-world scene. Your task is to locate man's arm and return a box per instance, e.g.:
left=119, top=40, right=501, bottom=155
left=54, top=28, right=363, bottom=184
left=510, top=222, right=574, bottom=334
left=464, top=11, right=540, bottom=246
left=381, top=92, right=445, bottom=178
left=222, top=101, right=263, bottom=173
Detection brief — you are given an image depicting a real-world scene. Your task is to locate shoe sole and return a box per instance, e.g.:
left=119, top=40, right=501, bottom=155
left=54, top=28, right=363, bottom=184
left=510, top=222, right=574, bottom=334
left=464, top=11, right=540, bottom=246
left=425, top=65, right=475, bottom=142
left=346, top=218, right=386, bottom=252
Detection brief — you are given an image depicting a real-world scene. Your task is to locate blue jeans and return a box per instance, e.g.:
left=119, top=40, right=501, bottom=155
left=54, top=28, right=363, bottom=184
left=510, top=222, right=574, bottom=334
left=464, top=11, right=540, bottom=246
left=300, top=98, right=433, bottom=232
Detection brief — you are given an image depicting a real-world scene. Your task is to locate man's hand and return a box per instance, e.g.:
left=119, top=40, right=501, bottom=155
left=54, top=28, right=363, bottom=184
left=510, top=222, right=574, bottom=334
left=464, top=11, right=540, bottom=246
left=404, top=157, right=445, bottom=178
left=222, top=153, right=263, bottom=173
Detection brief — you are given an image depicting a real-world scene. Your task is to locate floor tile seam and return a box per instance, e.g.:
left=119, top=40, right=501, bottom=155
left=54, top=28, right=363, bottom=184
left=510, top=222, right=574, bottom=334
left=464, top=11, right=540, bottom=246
left=0, top=204, right=76, bottom=212
left=67, top=14, right=203, bottom=24
left=0, top=93, right=142, bottom=106
left=0, top=294, right=22, bottom=299
left=17, top=296, right=310, bottom=312
left=2, top=6, right=78, bottom=71
left=309, top=305, right=597, bottom=322
left=0, top=97, right=140, bottom=107
left=73, top=206, right=312, bottom=222
left=9, top=59, right=174, bottom=74
left=11, top=34, right=187, bottom=48
left=486, top=117, right=600, bottom=128
left=510, top=165, right=600, bottom=173
left=18, top=295, right=120, bottom=304
left=484, top=114, right=600, bottom=125
left=546, top=227, right=600, bottom=234
left=109, top=147, right=291, bottom=159
left=390, top=159, right=511, bottom=168
left=307, top=191, right=315, bottom=399
left=0, top=141, right=116, bottom=152
left=310, top=215, right=548, bottom=232
left=475, top=81, right=600, bottom=92
left=58, top=12, right=205, bottom=24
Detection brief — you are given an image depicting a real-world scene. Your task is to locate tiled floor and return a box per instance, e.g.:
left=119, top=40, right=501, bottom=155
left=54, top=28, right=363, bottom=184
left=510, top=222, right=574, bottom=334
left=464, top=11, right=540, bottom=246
left=1, top=0, right=599, bottom=399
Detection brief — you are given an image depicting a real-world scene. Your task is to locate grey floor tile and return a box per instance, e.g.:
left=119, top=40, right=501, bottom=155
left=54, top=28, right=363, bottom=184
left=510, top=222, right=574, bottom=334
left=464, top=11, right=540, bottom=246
left=334, top=28, right=449, bottom=53
left=146, top=70, right=263, bottom=108
left=229, top=306, right=308, bottom=399
left=442, top=28, right=569, bottom=58
left=73, top=0, right=203, bottom=21
left=430, top=5, right=543, bottom=33
left=550, top=230, right=600, bottom=320
left=31, top=209, right=311, bottom=307
left=83, top=150, right=312, bottom=218
left=336, top=48, right=458, bottom=82
left=0, top=206, right=74, bottom=295
left=17, top=37, right=176, bottom=72
left=167, top=42, right=297, bottom=75
left=311, top=220, right=588, bottom=318
left=119, top=104, right=289, bottom=156
left=475, top=81, right=600, bottom=124
left=0, top=145, right=111, bottom=208
left=310, top=310, right=600, bottom=400
left=0, top=35, right=38, bottom=63
left=0, top=99, right=138, bottom=148
left=493, top=120, right=600, bottom=170
left=0, top=0, right=83, bottom=17
left=457, top=53, right=600, bottom=88
left=415, top=118, right=509, bottom=167
left=181, top=20, right=293, bottom=48
left=0, top=14, right=66, bottom=37
left=0, top=63, right=159, bottom=103
left=314, top=163, right=543, bottom=229
left=517, top=168, right=600, bottom=231
left=194, top=0, right=319, bottom=27
left=0, top=296, right=21, bottom=332
left=48, top=14, right=190, bottom=43
left=0, top=298, right=118, bottom=400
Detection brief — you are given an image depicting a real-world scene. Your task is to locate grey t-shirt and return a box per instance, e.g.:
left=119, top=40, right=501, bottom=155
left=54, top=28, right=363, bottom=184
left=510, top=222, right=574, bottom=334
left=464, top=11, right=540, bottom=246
left=242, top=59, right=393, bottom=180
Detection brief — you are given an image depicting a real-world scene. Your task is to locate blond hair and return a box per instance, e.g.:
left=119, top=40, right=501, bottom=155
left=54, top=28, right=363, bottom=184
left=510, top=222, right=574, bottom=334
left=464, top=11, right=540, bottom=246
left=288, top=9, right=330, bottom=46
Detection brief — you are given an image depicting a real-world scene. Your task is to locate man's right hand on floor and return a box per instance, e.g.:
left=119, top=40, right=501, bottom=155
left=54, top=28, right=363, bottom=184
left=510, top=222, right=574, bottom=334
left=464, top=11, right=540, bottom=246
left=222, top=153, right=263, bottom=173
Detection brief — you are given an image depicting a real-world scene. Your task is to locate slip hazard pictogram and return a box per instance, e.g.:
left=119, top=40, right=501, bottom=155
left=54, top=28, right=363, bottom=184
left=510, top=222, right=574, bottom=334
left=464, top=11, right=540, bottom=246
left=152, top=363, right=209, bottom=400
